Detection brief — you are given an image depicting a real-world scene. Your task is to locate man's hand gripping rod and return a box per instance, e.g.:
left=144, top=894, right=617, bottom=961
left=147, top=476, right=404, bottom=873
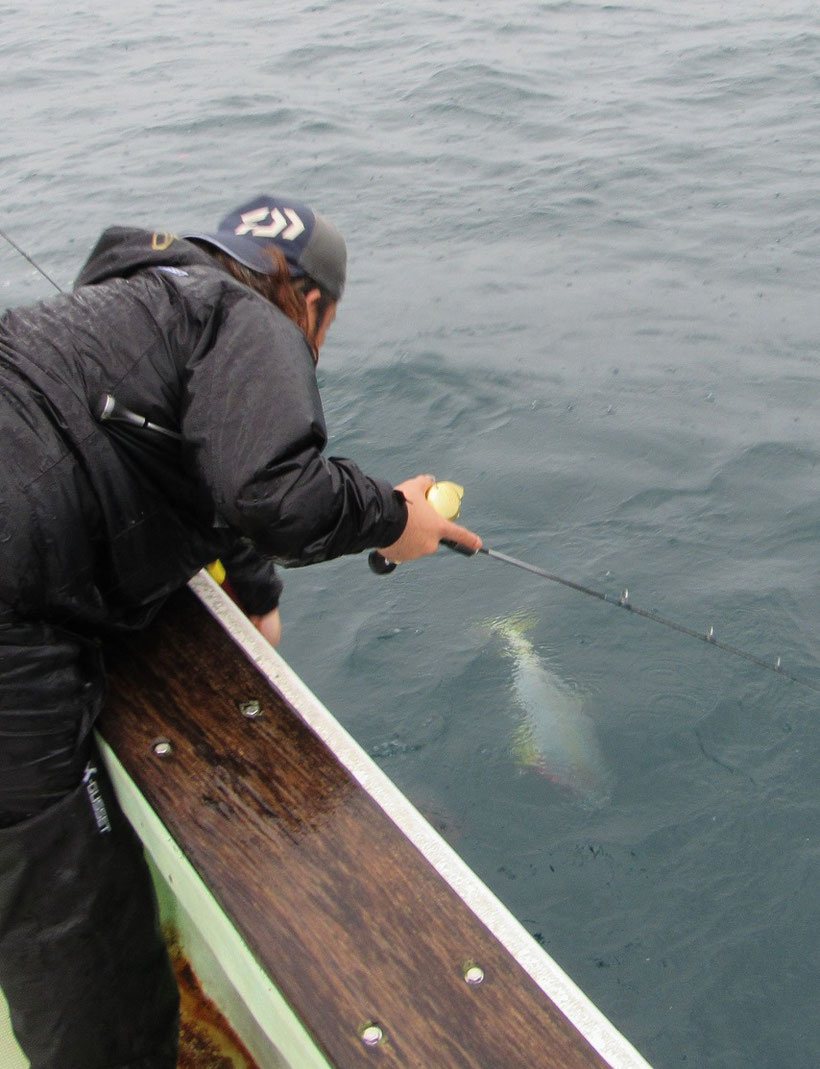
left=368, top=481, right=469, bottom=574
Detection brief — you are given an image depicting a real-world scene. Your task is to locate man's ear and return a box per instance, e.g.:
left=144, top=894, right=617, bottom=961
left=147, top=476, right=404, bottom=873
left=303, top=287, right=322, bottom=312
left=303, top=289, right=337, bottom=357
left=303, top=288, right=321, bottom=338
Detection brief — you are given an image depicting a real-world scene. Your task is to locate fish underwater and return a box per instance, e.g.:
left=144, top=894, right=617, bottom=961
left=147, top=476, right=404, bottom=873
left=489, top=615, right=612, bottom=806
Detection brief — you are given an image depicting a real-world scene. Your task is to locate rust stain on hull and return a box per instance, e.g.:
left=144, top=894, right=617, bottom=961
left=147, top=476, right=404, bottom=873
left=167, top=933, right=259, bottom=1069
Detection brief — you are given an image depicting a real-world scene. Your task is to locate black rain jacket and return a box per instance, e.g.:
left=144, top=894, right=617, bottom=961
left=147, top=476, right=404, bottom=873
left=0, top=227, right=406, bottom=630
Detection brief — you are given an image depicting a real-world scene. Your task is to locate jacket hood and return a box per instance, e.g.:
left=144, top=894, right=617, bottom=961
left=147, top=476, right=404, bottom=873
left=74, top=227, right=215, bottom=288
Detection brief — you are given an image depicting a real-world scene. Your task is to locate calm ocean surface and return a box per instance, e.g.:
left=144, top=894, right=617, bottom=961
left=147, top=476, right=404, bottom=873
left=2, top=2, right=819, bottom=1065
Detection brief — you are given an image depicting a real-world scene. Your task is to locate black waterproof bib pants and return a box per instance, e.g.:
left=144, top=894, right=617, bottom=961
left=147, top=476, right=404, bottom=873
left=0, top=388, right=179, bottom=1068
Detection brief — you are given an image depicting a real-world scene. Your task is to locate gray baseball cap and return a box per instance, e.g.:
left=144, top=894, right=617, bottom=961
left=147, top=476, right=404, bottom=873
left=185, top=194, right=346, bottom=300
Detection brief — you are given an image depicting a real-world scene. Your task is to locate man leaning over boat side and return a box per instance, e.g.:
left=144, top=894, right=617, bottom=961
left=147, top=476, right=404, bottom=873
left=0, top=193, right=481, bottom=1068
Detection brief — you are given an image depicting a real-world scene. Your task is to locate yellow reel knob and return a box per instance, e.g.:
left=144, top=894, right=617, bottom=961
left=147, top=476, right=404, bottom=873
left=426, top=481, right=465, bottom=520
left=206, top=559, right=226, bottom=584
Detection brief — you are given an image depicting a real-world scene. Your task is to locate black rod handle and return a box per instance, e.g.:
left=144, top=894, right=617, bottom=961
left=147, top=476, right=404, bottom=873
left=369, top=539, right=479, bottom=576
left=440, top=539, right=479, bottom=557
left=368, top=550, right=397, bottom=574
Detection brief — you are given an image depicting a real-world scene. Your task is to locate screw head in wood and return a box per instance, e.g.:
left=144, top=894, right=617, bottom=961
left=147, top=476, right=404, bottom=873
left=152, top=738, right=173, bottom=758
left=359, top=1022, right=384, bottom=1046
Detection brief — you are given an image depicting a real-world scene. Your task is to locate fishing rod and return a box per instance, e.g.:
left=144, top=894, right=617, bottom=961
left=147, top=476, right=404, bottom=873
left=370, top=482, right=819, bottom=694
left=0, top=226, right=64, bottom=293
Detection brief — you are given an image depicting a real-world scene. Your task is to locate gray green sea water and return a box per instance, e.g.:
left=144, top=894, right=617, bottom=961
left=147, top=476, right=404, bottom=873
left=2, top=3, right=819, bottom=1065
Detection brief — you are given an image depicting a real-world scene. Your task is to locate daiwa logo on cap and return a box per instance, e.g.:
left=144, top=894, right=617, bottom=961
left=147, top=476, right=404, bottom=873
left=234, top=205, right=306, bottom=242
left=183, top=193, right=347, bottom=299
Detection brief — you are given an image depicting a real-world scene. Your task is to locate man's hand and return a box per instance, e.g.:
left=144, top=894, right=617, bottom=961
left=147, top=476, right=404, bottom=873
left=249, top=606, right=282, bottom=647
left=377, top=475, right=482, bottom=564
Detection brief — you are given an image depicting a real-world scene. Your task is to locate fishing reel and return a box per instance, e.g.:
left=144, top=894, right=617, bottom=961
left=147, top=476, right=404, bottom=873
left=368, top=481, right=465, bottom=574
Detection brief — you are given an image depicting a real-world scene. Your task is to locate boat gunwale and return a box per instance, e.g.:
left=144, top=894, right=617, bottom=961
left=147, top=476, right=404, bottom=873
left=187, top=570, right=651, bottom=1069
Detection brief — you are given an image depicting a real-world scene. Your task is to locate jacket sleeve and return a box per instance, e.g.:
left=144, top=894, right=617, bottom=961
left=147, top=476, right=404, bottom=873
left=179, top=287, right=407, bottom=565
left=220, top=537, right=283, bottom=615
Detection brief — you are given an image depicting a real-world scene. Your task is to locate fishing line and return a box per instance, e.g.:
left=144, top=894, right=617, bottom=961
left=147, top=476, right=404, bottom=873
left=443, top=540, right=819, bottom=694
left=370, top=484, right=816, bottom=693
left=0, top=226, right=65, bottom=294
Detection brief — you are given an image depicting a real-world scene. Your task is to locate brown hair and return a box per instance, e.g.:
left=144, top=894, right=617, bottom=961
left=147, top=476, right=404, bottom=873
left=203, top=245, right=311, bottom=332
